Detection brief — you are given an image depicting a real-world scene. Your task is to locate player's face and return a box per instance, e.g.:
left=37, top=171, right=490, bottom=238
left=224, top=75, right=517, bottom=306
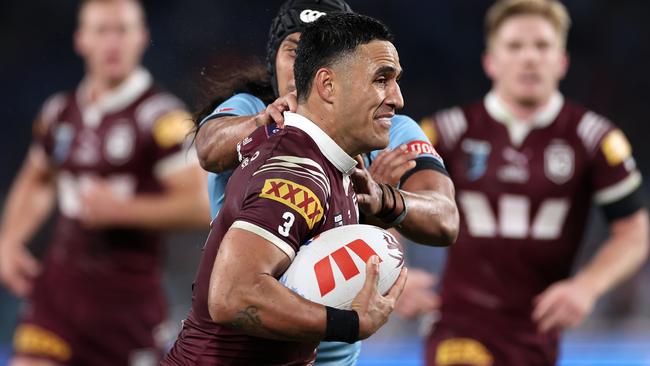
left=75, top=0, right=148, bottom=84
left=275, top=32, right=300, bottom=96
left=335, top=40, right=404, bottom=155
left=484, top=15, right=568, bottom=106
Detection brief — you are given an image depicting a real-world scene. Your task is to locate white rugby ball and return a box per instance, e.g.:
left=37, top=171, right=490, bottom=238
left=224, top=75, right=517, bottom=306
left=279, top=224, right=404, bottom=310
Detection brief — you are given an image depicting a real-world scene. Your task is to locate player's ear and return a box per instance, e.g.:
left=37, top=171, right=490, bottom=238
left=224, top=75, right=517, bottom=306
left=482, top=51, right=496, bottom=80
left=557, top=51, right=569, bottom=80
left=138, top=26, right=150, bottom=53
left=314, top=67, right=335, bottom=104
left=73, top=28, right=85, bottom=57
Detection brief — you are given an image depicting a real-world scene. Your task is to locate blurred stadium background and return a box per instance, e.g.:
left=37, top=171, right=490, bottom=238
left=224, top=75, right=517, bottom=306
left=1, top=1, right=649, bottom=365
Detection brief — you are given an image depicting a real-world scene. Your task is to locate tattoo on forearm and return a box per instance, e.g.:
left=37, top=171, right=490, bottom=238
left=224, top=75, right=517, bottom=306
left=230, top=306, right=263, bottom=332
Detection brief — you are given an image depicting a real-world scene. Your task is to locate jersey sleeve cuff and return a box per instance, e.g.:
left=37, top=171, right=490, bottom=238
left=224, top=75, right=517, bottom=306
left=399, top=156, right=449, bottom=187
left=594, top=171, right=642, bottom=205
left=600, top=185, right=646, bottom=222
left=231, top=220, right=296, bottom=260
left=198, top=112, right=239, bottom=128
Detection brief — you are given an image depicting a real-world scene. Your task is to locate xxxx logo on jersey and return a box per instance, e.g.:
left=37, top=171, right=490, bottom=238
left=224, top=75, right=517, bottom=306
left=260, top=178, right=324, bottom=229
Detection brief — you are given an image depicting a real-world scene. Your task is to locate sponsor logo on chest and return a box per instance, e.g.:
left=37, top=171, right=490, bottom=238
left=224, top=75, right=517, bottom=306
left=497, top=147, right=530, bottom=184
left=259, top=178, right=324, bottom=229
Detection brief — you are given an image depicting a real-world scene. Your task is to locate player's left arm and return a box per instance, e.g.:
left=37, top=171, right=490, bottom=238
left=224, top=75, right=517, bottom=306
left=534, top=126, right=649, bottom=333
left=80, top=107, right=210, bottom=229
left=357, top=116, right=459, bottom=246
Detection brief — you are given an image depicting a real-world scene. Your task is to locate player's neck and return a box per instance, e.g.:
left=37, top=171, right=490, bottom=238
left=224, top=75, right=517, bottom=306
left=84, top=73, right=130, bottom=104
left=495, top=90, right=555, bottom=122
left=296, top=104, right=353, bottom=154
left=295, top=104, right=332, bottom=135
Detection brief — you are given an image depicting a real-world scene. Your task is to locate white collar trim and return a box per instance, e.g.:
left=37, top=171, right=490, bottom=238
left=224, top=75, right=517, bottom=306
left=484, top=91, right=564, bottom=146
left=283, top=112, right=357, bottom=175
left=77, top=68, right=152, bottom=128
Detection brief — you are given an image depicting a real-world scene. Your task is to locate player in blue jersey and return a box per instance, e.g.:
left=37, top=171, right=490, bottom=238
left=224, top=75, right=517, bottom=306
left=193, top=1, right=460, bottom=364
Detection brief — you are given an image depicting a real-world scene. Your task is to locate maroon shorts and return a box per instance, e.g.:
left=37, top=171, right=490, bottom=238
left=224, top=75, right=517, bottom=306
left=425, top=318, right=558, bottom=366
left=13, top=265, right=166, bottom=366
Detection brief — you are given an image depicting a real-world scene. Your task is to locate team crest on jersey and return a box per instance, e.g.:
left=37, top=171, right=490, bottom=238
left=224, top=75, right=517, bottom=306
left=461, top=139, right=491, bottom=181
left=544, top=141, right=574, bottom=185
left=105, top=122, right=135, bottom=165
left=259, top=178, right=324, bottom=229
left=53, top=123, right=74, bottom=164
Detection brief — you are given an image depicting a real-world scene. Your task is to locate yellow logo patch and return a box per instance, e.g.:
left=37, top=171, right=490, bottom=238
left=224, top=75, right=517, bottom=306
left=436, top=338, right=493, bottom=366
left=601, top=129, right=631, bottom=166
left=420, top=117, right=437, bottom=146
left=14, top=324, right=72, bottom=362
left=260, top=178, right=324, bottom=229
left=152, top=110, right=193, bottom=149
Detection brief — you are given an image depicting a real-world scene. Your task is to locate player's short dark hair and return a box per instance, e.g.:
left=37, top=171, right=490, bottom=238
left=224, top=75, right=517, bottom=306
left=294, top=13, right=394, bottom=102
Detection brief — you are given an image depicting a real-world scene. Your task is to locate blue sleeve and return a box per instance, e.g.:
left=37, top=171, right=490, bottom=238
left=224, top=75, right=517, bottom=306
left=199, top=93, right=266, bottom=127
left=369, top=114, right=443, bottom=160
left=368, top=114, right=448, bottom=186
left=201, top=93, right=266, bottom=217
left=207, top=170, right=234, bottom=219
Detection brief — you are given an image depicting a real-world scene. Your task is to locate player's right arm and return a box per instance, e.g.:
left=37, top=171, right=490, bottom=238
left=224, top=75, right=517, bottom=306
left=0, top=145, right=54, bottom=296
left=208, top=227, right=406, bottom=342
left=195, top=93, right=296, bottom=173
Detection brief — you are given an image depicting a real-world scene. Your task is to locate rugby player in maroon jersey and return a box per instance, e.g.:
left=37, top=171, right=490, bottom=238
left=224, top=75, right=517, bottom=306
left=162, top=13, right=410, bottom=366
left=420, top=0, right=649, bottom=365
left=0, top=1, right=209, bottom=365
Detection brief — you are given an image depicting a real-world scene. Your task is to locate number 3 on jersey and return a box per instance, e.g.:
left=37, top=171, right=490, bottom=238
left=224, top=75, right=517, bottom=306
left=278, top=212, right=295, bottom=237
left=459, top=191, right=570, bottom=240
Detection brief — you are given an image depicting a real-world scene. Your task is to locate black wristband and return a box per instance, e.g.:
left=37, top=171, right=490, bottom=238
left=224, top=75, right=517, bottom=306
left=324, top=306, right=359, bottom=344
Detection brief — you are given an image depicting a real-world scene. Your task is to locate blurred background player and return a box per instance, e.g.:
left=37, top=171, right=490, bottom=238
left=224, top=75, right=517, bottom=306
left=162, top=13, right=409, bottom=365
left=420, top=0, right=649, bottom=365
left=0, top=0, right=209, bottom=365
left=193, top=0, right=458, bottom=364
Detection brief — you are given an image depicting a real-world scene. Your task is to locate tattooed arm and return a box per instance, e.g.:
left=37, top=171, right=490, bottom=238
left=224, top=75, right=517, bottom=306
left=207, top=227, right=406, bottom=342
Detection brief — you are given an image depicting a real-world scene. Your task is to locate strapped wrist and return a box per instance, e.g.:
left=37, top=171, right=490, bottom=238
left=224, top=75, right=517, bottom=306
left=376, top=184, right=407, bottom=226
left=324, top=306, right=359, bottom=344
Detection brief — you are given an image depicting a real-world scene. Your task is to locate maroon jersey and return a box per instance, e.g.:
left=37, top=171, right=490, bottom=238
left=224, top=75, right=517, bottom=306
left=423, top=92, right=643, bottom=365
left=162, top=112, right=359, bottom=366
left=14, top=68, right=195, bottom=365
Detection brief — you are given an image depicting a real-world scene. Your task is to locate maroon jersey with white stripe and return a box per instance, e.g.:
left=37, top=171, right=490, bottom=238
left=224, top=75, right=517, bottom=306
left=14, top=69, right=195, bottom=365
left=423, top=92, right=642, bottom=358
left=33, top=68, right=192, bottom=294
left=163, top=112, right=359, bottom=365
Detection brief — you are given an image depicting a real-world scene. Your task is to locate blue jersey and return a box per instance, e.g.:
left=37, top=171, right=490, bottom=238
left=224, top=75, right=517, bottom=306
left=199, top=92, right=447, bottom=365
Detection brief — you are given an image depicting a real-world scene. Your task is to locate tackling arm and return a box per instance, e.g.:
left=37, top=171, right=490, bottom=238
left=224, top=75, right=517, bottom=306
left=196, top=115, right=258, bottom=173
left=196, top=93, right=297, bottom=173
left=397, top=170, right=459, bottom=246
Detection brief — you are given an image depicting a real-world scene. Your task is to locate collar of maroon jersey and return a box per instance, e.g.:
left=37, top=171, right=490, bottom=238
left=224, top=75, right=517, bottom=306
left=76, top=68, right=153, bottom=128
left=283, top=111, right=357, bottom=176
left=484, top=91, right=564, bottom=146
